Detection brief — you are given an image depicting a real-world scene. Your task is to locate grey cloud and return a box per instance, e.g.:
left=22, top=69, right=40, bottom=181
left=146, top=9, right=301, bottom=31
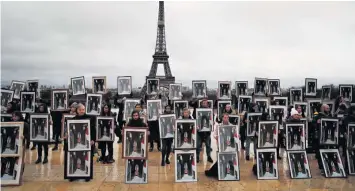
left=1, top=1, right=355, bottom=89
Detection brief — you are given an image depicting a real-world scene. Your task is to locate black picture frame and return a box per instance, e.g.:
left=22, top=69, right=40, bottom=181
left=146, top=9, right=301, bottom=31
left=287, top=150, right=312, bottom=179
left=319, top=149, right=347, bottom=178
left=256, top=148, right=279, bottom=180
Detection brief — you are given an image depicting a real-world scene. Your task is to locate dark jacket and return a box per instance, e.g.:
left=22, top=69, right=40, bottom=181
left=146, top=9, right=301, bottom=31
left=126, top=118, right=146, bottom=127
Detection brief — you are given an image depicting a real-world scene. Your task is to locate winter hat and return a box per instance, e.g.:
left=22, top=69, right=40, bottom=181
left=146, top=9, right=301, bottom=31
left=290, top=108, right=299, bottom=116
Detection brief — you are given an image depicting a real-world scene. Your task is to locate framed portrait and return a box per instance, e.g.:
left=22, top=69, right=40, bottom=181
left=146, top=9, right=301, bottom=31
left=293, top=102, right=308, bottom=118
left=217, top=152, right=240, bottom=181
left=289, top=88, right=303, bottom=105
left=192, top=80, right=207, bottom=98
left=1, top=122, right=24, bottom=157
left=66, top=151, right=91, bottom=178
left=196, top=108, right=213, bottom=132
left=269, top=106, right=287, bottom=122
left=61, top=114, right=75, bottom=138
left=146, top=78, right=159, bottom=95
left=320, top=118, right=339, bottom=146
left=198, top=99, right=213, bottom=109
left=1, top=89, right=14, bottom=112
left=174, top=119, right=196, bottom=149
left=117, top=76, right=132, bottom=95
left=347, top=123, right=355, bottom=149
left=237, top=95, right=252, bottom=114
left=169, top=83, right=182, bottom=100
left=20, top=91, right=35, bottom=113
left=71, top=76, right=86, bottom=96
left=159, top=114, right=176, bottom=139
left=218, top=81, right=232, bottom=100
left=235, top=81, right=248, bottom=97
left=30, top=114, right=49, bottom=142
left=346, top=150, right=355, bottom=175
left=267, top=79, right=281, bottom=96
left=287, top=151, right=312, bottom=179
left=305, top=78, right=317, bottom=97
left=123, top=99, right=141, bottom=121
left=173, top=100, right=188, bottom=119
left=228, top=115, right=240, bottom=126
left=256, top=148, right=278, bottom=180
left=218, top=100, right=232, bottom=120
left=26, top=80, right=40, bottom=98
left=285, top=123, right=305, bottom=150
left=254, top=98, right=270, bottom=113
left=122, top=127, right=148, bottom=159
left=258, top=121, right=278, bottom=148
left=51, top=89, right=68, bottom=111
left=339, top=84, right=353, bottom=102
left=319, top=149, right=346, bottom=178
left=92, top=76, right=106, bottom=94
left=273, top=97, right=288, bottom=108
left=125, top=159, right=148, bottom=184
left=85, top=93, right=102, bottom=116
left=218, top=125, right=239, bottom=152
left=322, top=85, right=332, bottom=100
left=174, top=150, right=197, bottom=182
left=96, top=116, right=114, bottom=142
left=67, top=120, right=91, bottom=151
left=246, top=113, right=262, bottom=137
left=1, top=114, right=12, bottom=122
left=147, top=99, right=162, bottom=121
left=322, top=100, right=335, bottom=115
left=307, top=99, right=322, bottom=120
left=254, top=77, right=268, bottom=96
left=0, top=156, right=24, bottom=186
left=9, top=80, right=25, bottom=100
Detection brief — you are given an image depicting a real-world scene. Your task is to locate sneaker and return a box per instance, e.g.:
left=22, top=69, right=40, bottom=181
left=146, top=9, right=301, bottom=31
left=207, top=156, right=213, bottom=163
left=85, top=178, right=90, bottom=182
left=158, top=147, right=161, bottom=152
left=246, top=155, right=250, bottom=161
left=161, top=160, right=165, bottom=166
left=197, top=156, right=200, bottom=163
left=149, top=147, right=153, bottom=152
left=117, top=140, right=122, bottom=144
left=31, top=146, right=36, bottom=150
left=52, top=146, right=58, bottom=151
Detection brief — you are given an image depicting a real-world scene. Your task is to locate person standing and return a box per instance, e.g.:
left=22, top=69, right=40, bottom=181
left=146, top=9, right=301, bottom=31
left=205, top=113, right=231, bottom=178
left=194, top=99, right=214, bottom=163
left=160, top=105, right=174, bottom=166
left=64, top=103, right=96, bottom=182
left=312, top=104, right=332, bottom=173
left=34, top=103, right=52, bottom=164
left=98, top=104, right=116, bottom=164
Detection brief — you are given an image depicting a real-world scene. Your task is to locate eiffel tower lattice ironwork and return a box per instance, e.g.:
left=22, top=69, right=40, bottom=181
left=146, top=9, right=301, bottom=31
left=140, top=1, right=175, bottom=97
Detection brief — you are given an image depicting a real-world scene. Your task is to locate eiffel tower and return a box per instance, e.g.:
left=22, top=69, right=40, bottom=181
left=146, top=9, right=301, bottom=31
left=140, top=1, right=175, bottom=97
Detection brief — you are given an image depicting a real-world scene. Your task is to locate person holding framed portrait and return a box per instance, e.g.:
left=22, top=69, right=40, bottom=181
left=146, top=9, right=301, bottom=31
left=63, top=103, right=96, bottom=182
left=205, top=113, right=231, bottom=178
left=312, top=104, right=332, bottom=174
left=193, top=99, right=214, bottom=163
left=160, top=105, right=175, bottom=166
left=97, top=104, right=117, bottom=164
left=33, top=103, right=52, bottom=164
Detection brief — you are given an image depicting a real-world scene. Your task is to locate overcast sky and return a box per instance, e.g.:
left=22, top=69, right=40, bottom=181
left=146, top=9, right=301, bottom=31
left=1, top=1, right=355, bottom=88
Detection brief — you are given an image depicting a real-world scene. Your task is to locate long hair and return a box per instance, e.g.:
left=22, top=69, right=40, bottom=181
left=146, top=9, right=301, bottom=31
left=12, top=111, right=24, bottom=122
left=100, top=104, right=112, bottom=116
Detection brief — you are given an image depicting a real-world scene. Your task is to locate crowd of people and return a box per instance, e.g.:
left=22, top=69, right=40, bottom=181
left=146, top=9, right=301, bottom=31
left=1, top=89, right=355, bottom=182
